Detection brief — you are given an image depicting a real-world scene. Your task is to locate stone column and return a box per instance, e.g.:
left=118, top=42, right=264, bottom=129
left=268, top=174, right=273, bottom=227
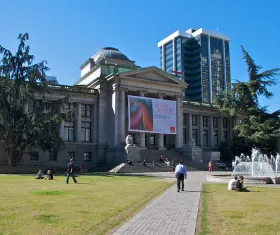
left=219, top=117, right=224, bottom=144
left=113, top=84, right=120, bottom=146
left=92, top=102, right=98, bottom=143
left=208, top=116, right=213, bottom=147
left=59, top=105, right=64, bottom=139
left=75, top=103, right=81, bottom=142
left=139, top=90, right=146, bottom=148
left=188, top=113, right=192, bottom=143
left=199, top=115, right=203, bottom=146
left=119, top=88, right=126, bottom=145
left=157, top=93, right=165, bottom=150
left=175, top=95, right=183, bottom=148
left=98, top=82, right=107, bottom=143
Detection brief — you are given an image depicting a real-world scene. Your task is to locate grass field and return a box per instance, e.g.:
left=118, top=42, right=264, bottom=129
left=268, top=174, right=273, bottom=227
left=198, top=184, right=280, bottom=235
left=0, top=174, right=171, bottom=235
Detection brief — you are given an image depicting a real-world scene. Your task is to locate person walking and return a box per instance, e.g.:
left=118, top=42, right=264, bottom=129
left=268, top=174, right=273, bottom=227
left=172, top=160, right=176, bottom=172
left=66, top=159, right=78, bottom=184
left=174, top=160, right=187, bottom=192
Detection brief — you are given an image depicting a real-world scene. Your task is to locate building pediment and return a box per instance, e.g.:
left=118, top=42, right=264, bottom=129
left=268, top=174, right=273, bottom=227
left=118, top=67, right=188, bottom=88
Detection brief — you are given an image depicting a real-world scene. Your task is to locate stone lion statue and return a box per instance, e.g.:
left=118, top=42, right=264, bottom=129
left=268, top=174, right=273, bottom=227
left=125, top=135, right=133, bottom=146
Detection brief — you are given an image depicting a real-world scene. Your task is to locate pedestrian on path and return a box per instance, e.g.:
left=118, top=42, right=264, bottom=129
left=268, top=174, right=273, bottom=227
left=66, top=159, right=78, bottom=184
left=174, top=160, right=187, bottom=192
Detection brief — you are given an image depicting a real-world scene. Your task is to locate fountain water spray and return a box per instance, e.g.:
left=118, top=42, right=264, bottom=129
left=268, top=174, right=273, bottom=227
left=276, top=153, right=280, bottom=175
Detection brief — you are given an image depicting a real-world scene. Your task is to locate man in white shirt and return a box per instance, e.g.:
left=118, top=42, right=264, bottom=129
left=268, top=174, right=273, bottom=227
left=228, top=176, right=238, bottom=190
left=174, top=161, right=187, bottom=192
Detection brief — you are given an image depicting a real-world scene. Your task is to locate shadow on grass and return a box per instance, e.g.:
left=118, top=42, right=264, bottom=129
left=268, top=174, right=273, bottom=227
left=33, top=190, right=65, bottom=196
left=74, top=182, right=90, bottom=185
left=186, top=190, right=213, bottom=193
left=35, top=214, right=59, bottom=224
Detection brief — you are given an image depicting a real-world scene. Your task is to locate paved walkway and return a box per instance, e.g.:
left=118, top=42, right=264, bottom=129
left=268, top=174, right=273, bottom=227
left=112, top=172, right=207, bottom=235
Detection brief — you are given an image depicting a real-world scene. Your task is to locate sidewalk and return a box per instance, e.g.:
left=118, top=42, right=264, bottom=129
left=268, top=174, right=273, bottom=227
left=112, top=172, right=206, bottom=235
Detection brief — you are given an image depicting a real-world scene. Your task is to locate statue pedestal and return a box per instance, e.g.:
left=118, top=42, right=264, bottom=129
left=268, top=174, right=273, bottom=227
left=125, top=144, right=141, bottom=163
left=124, top=135, right=141, bottom=163
left=180, top=138, right=203, bottom=163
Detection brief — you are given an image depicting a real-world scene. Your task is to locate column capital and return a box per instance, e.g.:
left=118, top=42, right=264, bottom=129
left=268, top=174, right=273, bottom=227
left=175, top=94, right=184, bottom=100
left=158, top=92, right=166, bottom=99
left=139, top=90, right=148, bottom=96
left=112, top=84, right=120, bottom=91
left=120, top=87, right=129, bottom=93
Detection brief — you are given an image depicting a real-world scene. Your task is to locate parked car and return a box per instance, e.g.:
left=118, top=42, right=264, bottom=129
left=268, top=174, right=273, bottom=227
left=212, top=160, right=226, bottom=168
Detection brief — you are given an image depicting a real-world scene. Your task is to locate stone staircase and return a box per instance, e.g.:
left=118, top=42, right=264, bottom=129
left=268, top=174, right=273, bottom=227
left=139, top=149, right=184, bottom=162
left=108, top=163, right=126, bottom=173
left=116, top=161, right=202, bottom=173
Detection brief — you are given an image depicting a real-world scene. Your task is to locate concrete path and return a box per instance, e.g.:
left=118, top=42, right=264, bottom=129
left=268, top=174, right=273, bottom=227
left=112, top=171, right=207, bottom=235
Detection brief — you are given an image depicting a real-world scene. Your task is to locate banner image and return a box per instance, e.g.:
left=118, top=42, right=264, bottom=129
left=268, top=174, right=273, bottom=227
left=128, top=95, right=177, bottom=134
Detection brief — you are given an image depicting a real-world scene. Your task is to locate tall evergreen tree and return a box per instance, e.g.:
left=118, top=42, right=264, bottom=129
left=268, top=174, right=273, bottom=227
left=0, top=33, right=73, bottom=166
left=217, top=46, right=280, bottom=153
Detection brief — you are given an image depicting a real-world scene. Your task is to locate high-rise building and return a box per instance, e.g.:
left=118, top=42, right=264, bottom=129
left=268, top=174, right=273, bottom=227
left=158, top=28, right=231, bottom=103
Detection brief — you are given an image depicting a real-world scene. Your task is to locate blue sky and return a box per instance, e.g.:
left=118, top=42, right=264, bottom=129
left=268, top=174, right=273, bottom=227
left=0, top=0, right=279, bottom=112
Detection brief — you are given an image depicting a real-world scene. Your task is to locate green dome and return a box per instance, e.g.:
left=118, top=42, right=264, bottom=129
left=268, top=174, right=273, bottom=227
left=92, top=47, right=129, bottom=63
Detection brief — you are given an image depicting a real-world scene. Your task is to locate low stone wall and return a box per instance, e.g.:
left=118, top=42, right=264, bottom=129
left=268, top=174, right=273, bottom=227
left=0, top=166, right=40, bottom=174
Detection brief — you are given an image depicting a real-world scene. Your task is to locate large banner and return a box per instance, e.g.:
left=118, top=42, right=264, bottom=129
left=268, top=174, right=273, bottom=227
left=128, top=95, right=177, bottom=134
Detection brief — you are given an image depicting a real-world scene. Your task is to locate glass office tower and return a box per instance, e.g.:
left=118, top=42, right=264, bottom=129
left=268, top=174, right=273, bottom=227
left=158, top=28, right=231, bottom=103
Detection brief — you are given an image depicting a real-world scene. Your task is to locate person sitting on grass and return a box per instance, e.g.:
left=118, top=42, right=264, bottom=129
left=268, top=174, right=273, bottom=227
left=45, top=170, right=54, bottom=180
left=235, top=176, right=249, bottom=192
left=35, top=170, right=44, bottom=179
left=228, top=176, right=237, bottom=190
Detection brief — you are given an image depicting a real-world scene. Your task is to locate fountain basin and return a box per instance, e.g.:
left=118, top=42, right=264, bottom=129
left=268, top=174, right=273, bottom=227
left=207, top=174, right=280, bottom=184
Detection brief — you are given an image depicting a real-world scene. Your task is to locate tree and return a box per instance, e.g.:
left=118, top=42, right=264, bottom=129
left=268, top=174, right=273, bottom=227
left=0, top=33, right=72, bottom=166
left=217, top=46, right=280, bottom=154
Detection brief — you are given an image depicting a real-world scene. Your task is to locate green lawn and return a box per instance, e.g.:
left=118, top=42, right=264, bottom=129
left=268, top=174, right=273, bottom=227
left=198, top=184, right=280, bottom=235
left=0, top=174, right=171, bottom=235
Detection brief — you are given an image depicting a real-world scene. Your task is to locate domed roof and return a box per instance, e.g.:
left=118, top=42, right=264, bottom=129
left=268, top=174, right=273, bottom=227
left=91, top=47, right=129, bottom=63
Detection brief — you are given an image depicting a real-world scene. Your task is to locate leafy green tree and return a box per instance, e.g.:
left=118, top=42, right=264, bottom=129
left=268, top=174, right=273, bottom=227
left=0, top=33, right=72, bottom=166
left=217, top=46, right=280, bottom=154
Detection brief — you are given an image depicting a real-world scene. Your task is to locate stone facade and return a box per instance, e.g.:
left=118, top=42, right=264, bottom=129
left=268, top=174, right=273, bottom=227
left=0, top=48, right=236, bottom=168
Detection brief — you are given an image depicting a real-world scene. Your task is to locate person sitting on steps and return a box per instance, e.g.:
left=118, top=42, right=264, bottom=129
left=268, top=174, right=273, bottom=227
left=159, top=156, right=164, bottom=163
left=143, top=159, right=147, bottom=167
left=165, top=158, right=170, bottom=166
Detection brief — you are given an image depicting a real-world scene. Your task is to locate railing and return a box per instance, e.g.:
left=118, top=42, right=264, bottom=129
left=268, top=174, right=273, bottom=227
left=47, top=84, right=98, bottom=95
left=183, top=100, right=220, bottom=108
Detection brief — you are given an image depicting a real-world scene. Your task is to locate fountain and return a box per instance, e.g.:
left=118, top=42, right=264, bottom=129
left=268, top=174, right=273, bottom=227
left=232, top=148, right=280, bottom=183
left=276, top=153, right=280, bottom=175
left=207, top=148, right=280, bottom=184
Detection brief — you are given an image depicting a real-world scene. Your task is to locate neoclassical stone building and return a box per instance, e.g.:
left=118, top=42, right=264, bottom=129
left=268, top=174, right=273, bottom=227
left=0, top=47, right=237, bottom=168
